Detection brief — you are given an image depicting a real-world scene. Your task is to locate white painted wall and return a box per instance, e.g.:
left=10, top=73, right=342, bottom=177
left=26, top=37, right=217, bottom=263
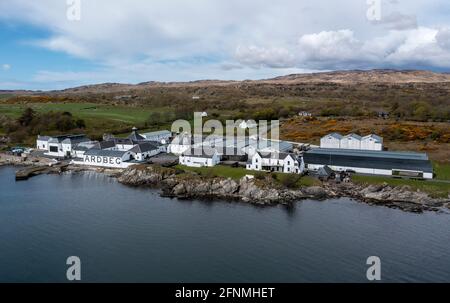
left=179, top=153, right=221, bottom=167
left=361, top=138, right=383, bottom=151
left=74, top=152, right=134, bottom=168
left=320, top=136, right=341, bottom=149
left=340, top=137, right=361, bottom=150
left=36, top=139, right=49, bottom=150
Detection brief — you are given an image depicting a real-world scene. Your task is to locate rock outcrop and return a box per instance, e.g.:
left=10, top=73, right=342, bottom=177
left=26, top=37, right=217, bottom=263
left=116, top=165, right=450, bottom=212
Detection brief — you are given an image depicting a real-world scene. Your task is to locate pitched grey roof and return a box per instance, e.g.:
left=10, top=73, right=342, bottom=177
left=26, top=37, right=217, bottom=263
left=258, top=152, right=292, bottom=160
left=113, top=138, right=134, bottom=145
left=128, top=131, right=146, bottom=141
left=142, top=130, right=171, bottom=138
left=343, top=133, right=362, bottom=140
left=318, top=165, right=334, bottom=177
left=84, top=149, right=128, bottom=157
left=324, top=133, right=343, bottom=140
left=48, top=134, right=88, bottom=144
left=362, top=134, right=383, bottom=142
left=93, top=140, right=116, bottom=150
left=37, top=135, right=51, bottom=142
left=129, top=142, right=160, bottom=153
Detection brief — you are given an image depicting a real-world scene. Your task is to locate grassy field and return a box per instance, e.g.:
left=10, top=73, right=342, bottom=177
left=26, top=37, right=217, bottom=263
left=352, top=175, right=450, bottom=198
left=175, top=164, right=321, bottom=188
left=433, top=162, right=450, bottom=180
left=0, top=102, right=174, bottom=138
left=0, top=103, right=166, bottom=123
left=175, top=164, right=249, bottom=180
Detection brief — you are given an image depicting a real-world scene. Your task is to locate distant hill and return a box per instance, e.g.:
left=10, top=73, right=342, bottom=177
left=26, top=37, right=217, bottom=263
left=3, top=69, right=450, bottom=95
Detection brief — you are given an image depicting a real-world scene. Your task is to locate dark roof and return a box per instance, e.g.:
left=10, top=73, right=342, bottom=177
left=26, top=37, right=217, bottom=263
left=93, top=140, right=116, bottom=150
left=73, top=145, right=89, bottom=151
left=37, top=135, right=51, bottom=142
left=113, top=138, right=134, bottom=145
left=129, top=142, right=159, bottom=153
left=304, top=149, right=433, bottom=173
left=84, top=149, right=128, bottom=157
left=48, top=134, right=88, bottom=143
left=258, top=152, right=294, bottom=160
left=318, top=165, right=334, bottom=177
left=128, top=131, right=146, bottom=141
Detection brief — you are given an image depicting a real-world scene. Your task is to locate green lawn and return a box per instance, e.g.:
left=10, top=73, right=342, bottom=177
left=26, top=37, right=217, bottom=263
left=176, top=164, right=249, bottom=180
left=0, top=102, right=174, bottom=138
left=0, top=103, right=166, bottom=123
left=176, top=164, right=321, bottom=188
left=352, top=175, right=450, bottom=198
left=433, top=162, right=450, bottom=181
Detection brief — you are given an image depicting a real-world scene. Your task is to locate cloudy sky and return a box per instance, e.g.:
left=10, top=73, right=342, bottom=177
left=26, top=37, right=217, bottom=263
left=0, top=0, right=450, bottom=90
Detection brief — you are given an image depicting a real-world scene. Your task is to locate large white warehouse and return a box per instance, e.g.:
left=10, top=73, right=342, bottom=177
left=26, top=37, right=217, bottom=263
left=320, top=133, right=383, bottom=151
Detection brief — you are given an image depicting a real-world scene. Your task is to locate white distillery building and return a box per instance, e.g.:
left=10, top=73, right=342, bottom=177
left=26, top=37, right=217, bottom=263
left=340, top=133, right=362, bottom=150
left=243, top=139, right=293, bottom=157
left=304, top=148, right=433, bottom=179
left=129, top=142, right=162, bottom=161
left=320, top=133, right=343, bottom=149
left=168, top=134, right=224, bottom=155
left=361, top=134, right=383, bottom=151
left=179, top=147, right=221, bottom=167
left=37, top=134, right=91, bottom=158
left=74, top=149, right=135, bottom=169
left=36, top=135, right=51, bottom=150
left=246, top=152, right=305, bottom=174
left=142, top=130, right=172, bottom=144
left=320, top=133, right=383, bottom=151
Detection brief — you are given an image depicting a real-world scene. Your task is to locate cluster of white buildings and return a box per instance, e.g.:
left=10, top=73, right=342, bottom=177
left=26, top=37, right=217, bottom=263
left=320, top=133, right=383, bottom=151
left=36, top=128, right=169, bottom=169
left=35, top=127, right=433, bottom=179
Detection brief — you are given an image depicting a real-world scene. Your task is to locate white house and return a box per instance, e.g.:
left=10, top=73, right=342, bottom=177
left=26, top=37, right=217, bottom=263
left=45, top=135, right=90, bottom=158
left=129, top=142, right=162, bottom=161
left=246, top=152, right=304, bottom=174
left=320, top=133, right=343, bottom=149
left=179, top=147, right=221, bottom=167
left=340, top=133, right=362, bottom=150
left=36, top=135, right=50, bottom=150
left=142, top=130, right=172, bottom=144
left=361, top=134, right=383, bottom=151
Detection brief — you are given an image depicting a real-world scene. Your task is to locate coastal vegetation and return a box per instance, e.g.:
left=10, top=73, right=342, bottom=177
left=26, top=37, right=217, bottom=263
left=351, top=175, right=450, bottom=198
left=175, top=164, right=321, bottom=188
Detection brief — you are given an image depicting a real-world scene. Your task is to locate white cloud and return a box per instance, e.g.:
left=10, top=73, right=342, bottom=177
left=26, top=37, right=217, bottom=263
left=2, top=64, right=11, bottom=71
left=234, top=45, right=295, bottom=68
left=0, top=0, right=450, bottom=89
left=371, top=12, right=418, bottom=30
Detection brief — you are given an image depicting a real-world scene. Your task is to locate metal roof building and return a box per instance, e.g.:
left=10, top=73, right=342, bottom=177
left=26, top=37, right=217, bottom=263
left=304, top=148, right=433, bottom=179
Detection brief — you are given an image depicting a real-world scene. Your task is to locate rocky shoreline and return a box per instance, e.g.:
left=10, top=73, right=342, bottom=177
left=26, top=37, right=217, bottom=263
left=116, top=165, right=450, bottom=213
left=2, top=156, right=449, bottom=213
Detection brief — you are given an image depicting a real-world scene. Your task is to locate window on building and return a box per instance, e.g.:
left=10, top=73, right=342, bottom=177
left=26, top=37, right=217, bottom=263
left=49, top=146, right=58, bottom=153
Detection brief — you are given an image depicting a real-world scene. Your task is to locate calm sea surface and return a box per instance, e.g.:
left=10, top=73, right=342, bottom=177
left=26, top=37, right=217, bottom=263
left=0, top=166, right=449, bottom=282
